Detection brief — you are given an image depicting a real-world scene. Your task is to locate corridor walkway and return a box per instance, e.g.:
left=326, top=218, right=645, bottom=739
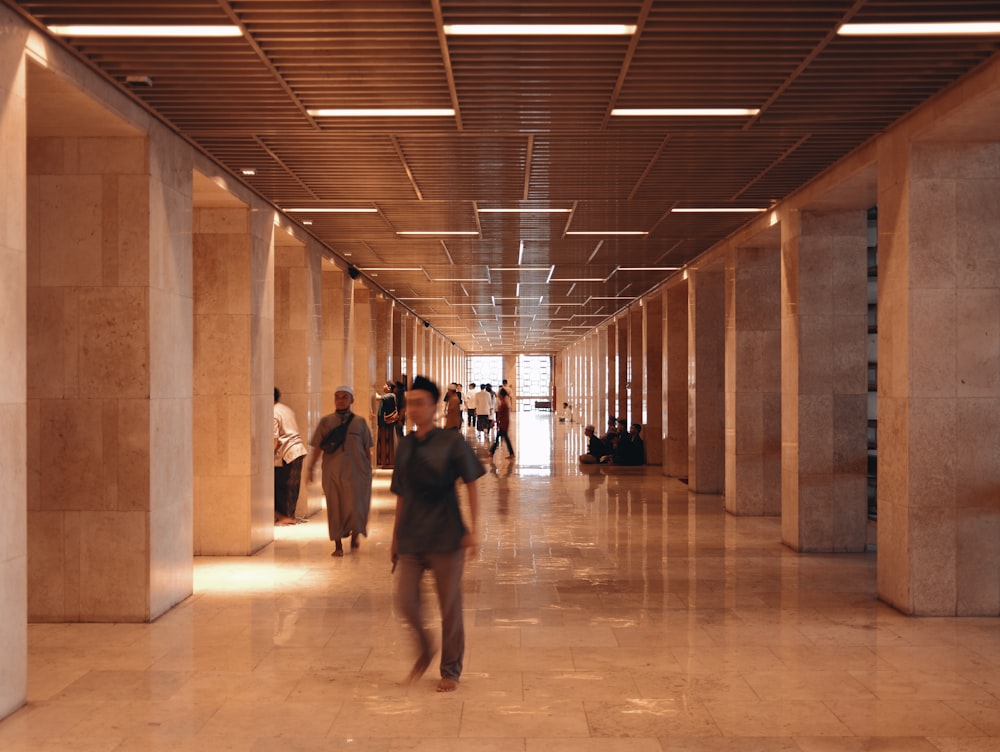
left=3, top=413, right=999, bottom=751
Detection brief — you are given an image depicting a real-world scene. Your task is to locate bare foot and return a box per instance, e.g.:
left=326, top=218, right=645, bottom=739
left=406, top=653, right=431, bottom=685
left=275, top=516, right=295, bottom=526
left=331, top=547, right=344, bottom=557
left=436, top=678, right=459, bottom=692
left=350, top=533, right=360, bottom=549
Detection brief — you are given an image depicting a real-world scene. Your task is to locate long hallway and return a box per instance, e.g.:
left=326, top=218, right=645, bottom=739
left=3, top=413, right=998, bottom=750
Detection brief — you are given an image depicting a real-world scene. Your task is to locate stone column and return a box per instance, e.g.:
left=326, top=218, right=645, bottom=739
left=643, top=294, right=664, bottom=465
left=617, top=317, right=630, bottom=422
left=629, top=305, right=643, bottom=426
left=273, top=235, right=317, bottom=517
left=665, top=281, right=688, bottom=478
left=688, top=268, right=726, bottom=493
left=321, top=266, right=351, bottom=412
left=391, top=303, right=403, bottom=382
left=725, top=245, right=781, bottom=515
left=0, top=27, right=27, bottom=717
left=780, top=209, right=868, bottom=552
left=878, top=138, right=1000, bottom=615
left=192, top=202, right=273, bottom=556
left=351, top=283, right=373, bottom=422
left=605, top=323, right=617, bottom=425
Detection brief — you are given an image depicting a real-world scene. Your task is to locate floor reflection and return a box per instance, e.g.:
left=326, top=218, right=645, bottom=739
left=7, top=412, right=1000, bottom=750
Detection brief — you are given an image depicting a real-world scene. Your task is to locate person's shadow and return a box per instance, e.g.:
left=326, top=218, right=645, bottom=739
left=493, top=460, right=514, bottom=518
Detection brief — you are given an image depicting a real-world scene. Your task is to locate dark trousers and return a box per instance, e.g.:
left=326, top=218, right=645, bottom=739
left=273, top=455, right=304, bottom=519
left=396, top=549, right=465, bottom=681
left=490, top=429, right=514, bottom=456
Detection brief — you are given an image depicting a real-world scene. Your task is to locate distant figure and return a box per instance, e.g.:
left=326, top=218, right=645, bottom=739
left=466, top=383, right=477, bottom=428
left=489, top=388, right=515, bottom=458
left=444, top=383, right=462, bottom=429
left=307, top=386, right=373, bottom=556
left=473, top=384, right=491, bottom=439
left=273, top=388, right=308, bottom=526
left=376, top=381, right=399, bottom=468
left=559, top=402, right=574, bottom=423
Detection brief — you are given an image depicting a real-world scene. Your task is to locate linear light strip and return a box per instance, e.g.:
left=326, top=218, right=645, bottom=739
left=838, top=22, right=1000, bottom=36
left=308, top=109, right=455, bottom=117
left=396, top=231, right=479, bottom=236
left=566, top=231, right=648, bottom=236
left=611, top=108, right=759, bottom=116
left=285, top=207, right=378, bottom=213
left=477, top=208, right=572, bottom=213
left=671, top=207, right=766, bottom=213
left=444, top=24, right=636, bottom=35
left=48, top=24, right=243, bottom=37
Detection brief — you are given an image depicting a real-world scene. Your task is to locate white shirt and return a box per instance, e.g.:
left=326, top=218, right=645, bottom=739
left=274, top=402, right=308, bottom=466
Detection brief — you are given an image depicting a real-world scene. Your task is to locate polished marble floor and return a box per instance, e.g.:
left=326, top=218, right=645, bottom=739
left=3, top=413, right=1000, bottom=751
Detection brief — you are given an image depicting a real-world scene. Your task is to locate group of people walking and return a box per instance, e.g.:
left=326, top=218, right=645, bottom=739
left=272, top=376, right=488, bottom=693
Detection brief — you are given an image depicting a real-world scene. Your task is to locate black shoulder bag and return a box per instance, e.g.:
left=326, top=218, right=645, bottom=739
left=320, top=413, right=354, bottom=454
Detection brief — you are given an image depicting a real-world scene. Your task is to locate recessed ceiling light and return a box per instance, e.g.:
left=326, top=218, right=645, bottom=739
left=838, top=22, right=1000, bottom=36
left=611, top=108, right=760, bottom=116
left=671, top=207, right=766, bottom=213
left=307, top=109, right=455, bottom=117
left=48, top=25, right=242, bottom=37
left=285, top=207, right=378, bottom=213
left=444, top=24, right=636, bottom=35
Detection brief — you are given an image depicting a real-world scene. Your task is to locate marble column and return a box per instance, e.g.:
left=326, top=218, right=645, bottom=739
left=644, top=294, right=664, bottom=465
left=629, top=305, right=643, bottom=426
left=374, top=294, right=391, bottom=386
left=351, top=282, right=373, bottom=422
left=688, top=268, right=726, bottom=493
left=605, top=323, right=617, bottom=426
left=27, top=124, right=194, bottom=614
left=780, top=209, right=868, bottom=552
left=617, top=317, right=630, bottom=422
left=391, top=304, right=403, bottom=382
left=273, top=234, right=319, bottom=518
left=192, top=203, right=273, bottom=555
left=321, top=265, right=350, bottom=412
left=0, top=27, right=27, bottom=717
left=665, top=281, right=689, bottom=478
left=725, top=245, right=782, bottom=515
left=878, top=138, right=1000, bottom=615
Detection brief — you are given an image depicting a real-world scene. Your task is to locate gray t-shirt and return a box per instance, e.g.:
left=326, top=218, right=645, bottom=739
left=391, top=428, right=485, bottom=554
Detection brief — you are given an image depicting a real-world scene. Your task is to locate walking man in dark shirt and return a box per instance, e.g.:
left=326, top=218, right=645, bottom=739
left=390, top=375, right=485, bottom=692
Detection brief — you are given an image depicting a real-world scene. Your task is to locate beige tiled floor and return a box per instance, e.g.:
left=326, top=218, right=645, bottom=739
left=3, top=414, right=1000, bottom=751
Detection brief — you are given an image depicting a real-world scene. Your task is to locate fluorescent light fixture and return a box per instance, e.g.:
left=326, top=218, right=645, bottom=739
left=671, top=207, right=766, bottom=213
left=838, top=22, right=1000, bottom=36
left=308, top=108, right=455, bottom=117
left=618, top=266, right=681, bottom=271
left=565, top=231, right=648, bottom=236
left=549, top=278, right=606, bottom=282
left=302, top=220, right=313, bottom=225
left=396, top=231, right=479, bottom=236
left=241, top=169, right=256, bottom=176
left=357, top=267, right=423, bottom=272
left=612, top=108, right=760, bottom=117
left=477, top=208, right=572, bottom=213
left=444, top=24, right=636, bottom=36
left=488, top=266, right=552, bottom=272
left=48, top=24, right=242, bottom=37
left=285, top=207, right=378, bottom=213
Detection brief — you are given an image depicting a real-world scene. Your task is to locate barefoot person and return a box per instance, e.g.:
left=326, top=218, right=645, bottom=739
left=390, top=375, right=485, bottom=692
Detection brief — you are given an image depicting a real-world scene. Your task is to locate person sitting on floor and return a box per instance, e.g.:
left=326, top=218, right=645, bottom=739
left=579, top=425, right=610, bottom=464
left=611, top=423, right=645, bottom=466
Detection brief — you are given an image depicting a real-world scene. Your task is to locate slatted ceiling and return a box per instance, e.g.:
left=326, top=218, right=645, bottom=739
left=12, top=0, right=999, bottom=351
left=395, top=135, right=528, bottom=200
